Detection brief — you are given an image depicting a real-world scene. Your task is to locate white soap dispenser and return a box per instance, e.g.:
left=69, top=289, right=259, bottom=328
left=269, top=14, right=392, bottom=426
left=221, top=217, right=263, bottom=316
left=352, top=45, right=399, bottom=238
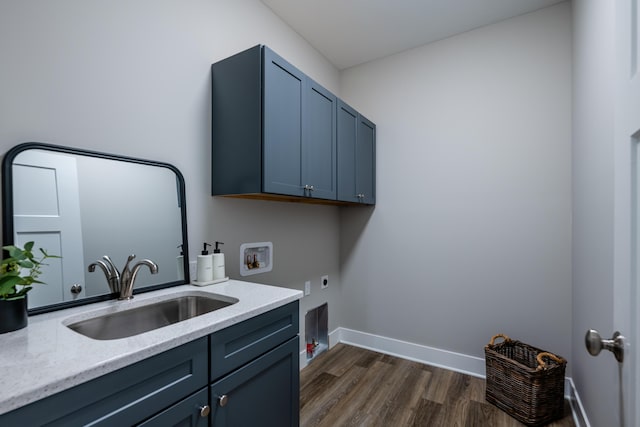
left=196, top=242, right=213, bottom=283
left=212, top=241, right=226, bottom=281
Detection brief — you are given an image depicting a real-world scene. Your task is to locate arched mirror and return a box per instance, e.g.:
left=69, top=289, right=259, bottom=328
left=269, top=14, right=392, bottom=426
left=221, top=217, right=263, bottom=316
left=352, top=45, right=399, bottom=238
left=2, top=142, right=190, bottom=314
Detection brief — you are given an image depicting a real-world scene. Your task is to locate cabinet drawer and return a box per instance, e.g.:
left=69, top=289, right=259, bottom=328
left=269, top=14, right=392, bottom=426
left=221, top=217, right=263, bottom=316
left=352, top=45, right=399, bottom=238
left=138, top=387, right=209, bottom=427
left=210, top=336, right=299, bottom=427
left=1, top=337, right=208, bottom=426
left=210, top=301, right=299, bottom=381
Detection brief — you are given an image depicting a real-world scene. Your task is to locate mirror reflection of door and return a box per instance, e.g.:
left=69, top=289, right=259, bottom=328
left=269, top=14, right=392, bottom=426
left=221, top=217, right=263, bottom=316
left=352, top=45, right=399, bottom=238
left=13, top=150, right=85, bottom=307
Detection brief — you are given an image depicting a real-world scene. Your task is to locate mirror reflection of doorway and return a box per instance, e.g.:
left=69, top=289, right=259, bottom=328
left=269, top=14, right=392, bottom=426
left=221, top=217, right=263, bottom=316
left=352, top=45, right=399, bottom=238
left=13, top=150, right=85, bottom=307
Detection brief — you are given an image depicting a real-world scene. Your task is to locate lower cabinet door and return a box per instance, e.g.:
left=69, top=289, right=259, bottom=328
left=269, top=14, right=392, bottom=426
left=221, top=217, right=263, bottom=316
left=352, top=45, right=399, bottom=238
left=138, top=388, right=209, bottom=427
left=211, top=336, right=299, bottom=427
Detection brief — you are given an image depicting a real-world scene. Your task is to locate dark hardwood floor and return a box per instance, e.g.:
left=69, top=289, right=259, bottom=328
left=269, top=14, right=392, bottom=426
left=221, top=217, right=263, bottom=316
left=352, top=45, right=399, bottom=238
left=300, top=343, right=575, bottom=427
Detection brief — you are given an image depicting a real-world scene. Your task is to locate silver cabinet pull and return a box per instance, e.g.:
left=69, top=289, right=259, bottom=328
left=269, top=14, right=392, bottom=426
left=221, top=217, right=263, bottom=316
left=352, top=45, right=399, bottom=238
left=199, top=405, right=210, bottom=417
left=217, top=394, right=228, bottom=407
left=585, top=329, right=624, bottom=362
left=70, top=284, right=83, bottom=294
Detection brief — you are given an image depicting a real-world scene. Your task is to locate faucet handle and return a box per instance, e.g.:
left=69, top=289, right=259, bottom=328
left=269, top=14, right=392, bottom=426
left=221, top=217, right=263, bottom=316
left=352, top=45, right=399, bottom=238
left=123, top=254, right=136, bottom=270
left=102, top=256, right=120, bottom=280
left=120, top=254, right=136, bottom=288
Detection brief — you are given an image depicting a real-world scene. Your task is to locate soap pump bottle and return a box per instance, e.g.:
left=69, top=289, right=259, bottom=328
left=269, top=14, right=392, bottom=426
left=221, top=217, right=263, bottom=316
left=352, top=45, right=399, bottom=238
left=212, top=241, right=226, bottom=280
left=196, top=242, right=213, bottom=283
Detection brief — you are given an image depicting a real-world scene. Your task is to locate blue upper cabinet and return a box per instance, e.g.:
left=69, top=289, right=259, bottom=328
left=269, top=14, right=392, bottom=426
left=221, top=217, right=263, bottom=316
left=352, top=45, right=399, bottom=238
left=337, top=100, right=376, bottom=204
left=212, top=45, right=372, bottom=205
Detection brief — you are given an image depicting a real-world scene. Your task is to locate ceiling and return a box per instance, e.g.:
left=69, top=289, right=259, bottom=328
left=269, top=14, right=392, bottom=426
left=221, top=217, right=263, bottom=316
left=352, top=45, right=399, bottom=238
left=261, top=0, right=566, bottom=70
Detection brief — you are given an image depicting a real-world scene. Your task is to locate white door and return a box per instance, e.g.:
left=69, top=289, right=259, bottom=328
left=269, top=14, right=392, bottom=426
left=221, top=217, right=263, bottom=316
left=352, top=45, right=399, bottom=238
left=612, top=1, right=640, bottom=426
left=12, top=150, right=86, bottom=307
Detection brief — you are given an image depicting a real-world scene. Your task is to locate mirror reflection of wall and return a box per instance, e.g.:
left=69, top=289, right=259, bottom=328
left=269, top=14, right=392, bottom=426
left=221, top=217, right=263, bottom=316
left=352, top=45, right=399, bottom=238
left=4, top=143, right=188, bottom=312
left=78, top=156, right=182, bottom=297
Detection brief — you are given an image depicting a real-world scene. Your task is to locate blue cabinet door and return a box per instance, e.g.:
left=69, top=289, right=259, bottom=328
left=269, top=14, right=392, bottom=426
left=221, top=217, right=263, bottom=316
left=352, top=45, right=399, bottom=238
left=210, top=337, right=299, bottom=427
left=304, top=79, right=337, bottom=200
left=337, top=101, right=358, bottom=203
left=357, top=115, right=376, bottom=205
left=263, top=47, right=305, bottom=197
left=337, top=100, right=376, bottom=204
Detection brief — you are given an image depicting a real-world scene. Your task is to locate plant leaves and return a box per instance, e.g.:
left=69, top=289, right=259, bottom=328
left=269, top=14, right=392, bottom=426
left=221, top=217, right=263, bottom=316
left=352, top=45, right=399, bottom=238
left=5, top=246, right=26, bottom=260
left=0, top=276, right=22, bottom=295
left=0, top=275, right=22, bottom=287
left=0, top=241, right=60, bottom=299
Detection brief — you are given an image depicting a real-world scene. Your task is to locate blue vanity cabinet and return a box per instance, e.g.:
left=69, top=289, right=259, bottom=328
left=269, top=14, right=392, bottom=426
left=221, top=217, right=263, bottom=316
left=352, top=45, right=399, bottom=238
left=212, top=45, right=337, bottom=202
left=209, top=301, right=300, bottom=426
left=0, top=337, right=209, bottom=426
left=337, top=100, right=376, bottom=204
left=211, top=337, right=299, bottom=427
left=0, top=301, right=301, bottom=426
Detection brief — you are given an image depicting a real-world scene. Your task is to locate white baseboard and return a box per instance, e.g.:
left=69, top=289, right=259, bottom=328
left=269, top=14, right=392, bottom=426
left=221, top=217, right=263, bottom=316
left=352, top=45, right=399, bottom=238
left=299, top=327, right=590, bottom=427
left=566, top=377, right=590, bottom=427
left=332, top=327, right=486, bottom=378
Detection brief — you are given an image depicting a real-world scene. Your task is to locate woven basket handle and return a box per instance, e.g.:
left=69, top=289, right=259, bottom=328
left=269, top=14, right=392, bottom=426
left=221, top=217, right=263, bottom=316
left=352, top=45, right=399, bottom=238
left=488, top=333, right=510, bottom=346
left=536, top=352, right=564, bottom=371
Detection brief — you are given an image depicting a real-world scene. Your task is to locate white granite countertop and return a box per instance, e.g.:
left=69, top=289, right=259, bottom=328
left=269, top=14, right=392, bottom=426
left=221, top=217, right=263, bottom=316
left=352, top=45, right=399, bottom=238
left=0, top=280, right=302, bottom=415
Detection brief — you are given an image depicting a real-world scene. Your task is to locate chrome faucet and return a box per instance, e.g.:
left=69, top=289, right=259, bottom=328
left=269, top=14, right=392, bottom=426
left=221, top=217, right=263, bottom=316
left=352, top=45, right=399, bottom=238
left=88, top=255, right=158, bottom=300
left=88, top=256, right=121, bottom=294
left=119, top=258, right=158, bottom=300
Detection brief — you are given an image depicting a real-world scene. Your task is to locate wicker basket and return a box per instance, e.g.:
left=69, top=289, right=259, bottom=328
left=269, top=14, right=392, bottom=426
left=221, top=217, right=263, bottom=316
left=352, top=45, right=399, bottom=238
left=485, top=334, right=567, bottom=426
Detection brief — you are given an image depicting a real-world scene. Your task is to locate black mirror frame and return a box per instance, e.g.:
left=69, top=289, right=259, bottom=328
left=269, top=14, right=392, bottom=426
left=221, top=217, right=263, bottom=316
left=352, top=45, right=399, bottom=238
left=2, top=142, right=190, bottom=315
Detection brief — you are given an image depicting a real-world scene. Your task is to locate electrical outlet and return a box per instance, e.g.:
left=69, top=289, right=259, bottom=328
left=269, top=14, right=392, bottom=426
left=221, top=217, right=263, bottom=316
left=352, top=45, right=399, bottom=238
left=304, top=281, right=311, bottom=296
left=189, top=261, right=197, bottom=282
left=321, top=275, right=329, bottom=289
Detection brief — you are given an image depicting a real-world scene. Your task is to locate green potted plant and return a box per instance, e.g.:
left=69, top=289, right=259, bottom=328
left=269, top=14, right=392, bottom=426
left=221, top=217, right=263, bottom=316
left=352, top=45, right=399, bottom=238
left=0, top=241, right=59, bottom=333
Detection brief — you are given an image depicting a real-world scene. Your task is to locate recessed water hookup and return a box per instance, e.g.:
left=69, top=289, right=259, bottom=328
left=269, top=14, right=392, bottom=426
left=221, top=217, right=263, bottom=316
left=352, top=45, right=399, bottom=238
left=239, top=242, right=273, bottom=276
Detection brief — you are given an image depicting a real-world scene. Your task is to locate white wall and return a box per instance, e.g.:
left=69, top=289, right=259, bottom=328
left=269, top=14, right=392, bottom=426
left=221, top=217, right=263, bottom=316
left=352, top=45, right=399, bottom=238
left=571, top=1, right=618, bottom=425
left=0, top=0, right=344, bottom=349
left=339, top=3, right=573, bottom=363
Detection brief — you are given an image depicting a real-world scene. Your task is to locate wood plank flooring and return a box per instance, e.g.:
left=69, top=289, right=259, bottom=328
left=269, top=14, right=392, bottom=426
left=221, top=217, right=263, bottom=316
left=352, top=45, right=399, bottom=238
left=300, top=344, right=575, bottom=427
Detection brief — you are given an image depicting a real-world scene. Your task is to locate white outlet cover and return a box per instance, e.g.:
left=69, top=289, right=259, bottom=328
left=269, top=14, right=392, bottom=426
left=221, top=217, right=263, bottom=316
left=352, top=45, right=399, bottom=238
left=304, top=281, right=311, bottom=296
left=321, top=275, right=329, bottom=289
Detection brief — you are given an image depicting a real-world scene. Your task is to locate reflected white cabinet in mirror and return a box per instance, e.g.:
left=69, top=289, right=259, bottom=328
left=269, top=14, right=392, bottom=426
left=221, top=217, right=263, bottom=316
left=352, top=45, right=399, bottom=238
left=2, top=142, right=190, bottom=314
